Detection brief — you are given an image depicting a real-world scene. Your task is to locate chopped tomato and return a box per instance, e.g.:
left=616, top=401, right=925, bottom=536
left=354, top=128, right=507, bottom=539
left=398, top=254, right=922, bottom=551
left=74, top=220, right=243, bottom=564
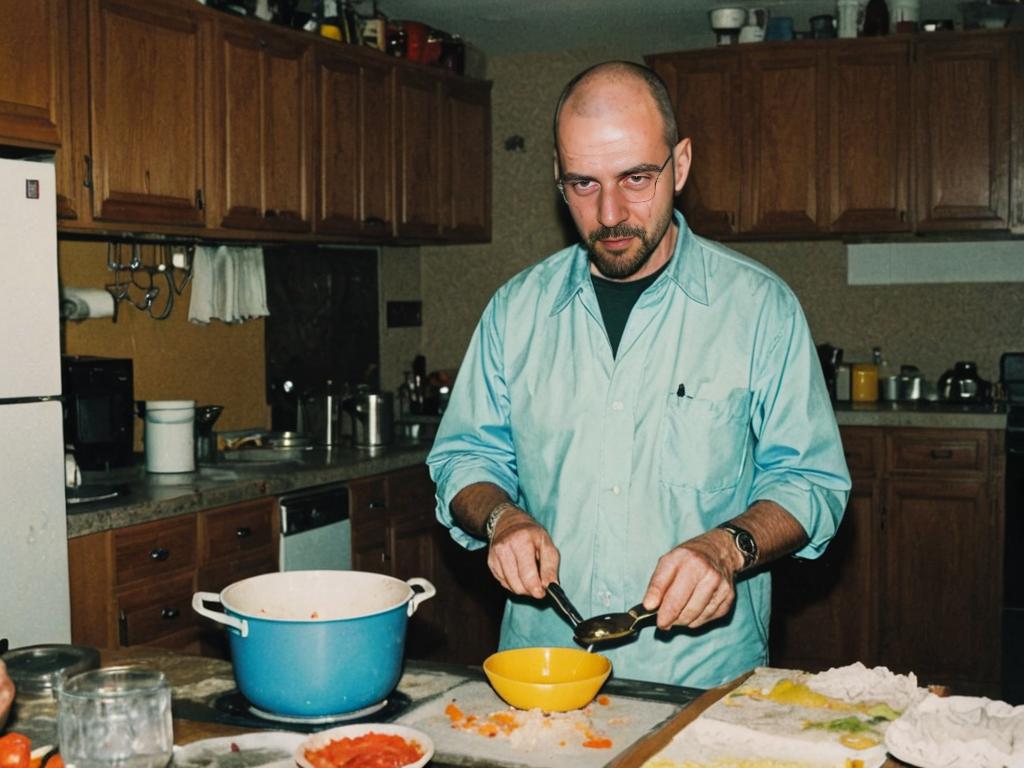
left=582, top=737, right=613, bottom=749
left=45, top=757, right=63, bottom=768
left=444, top=702, right=464, bottom=723
left=0, top=734, right=31, bottom=768
left=596, top=695, right=611, bottom=706
left=304, top=732, right=424, bottom=768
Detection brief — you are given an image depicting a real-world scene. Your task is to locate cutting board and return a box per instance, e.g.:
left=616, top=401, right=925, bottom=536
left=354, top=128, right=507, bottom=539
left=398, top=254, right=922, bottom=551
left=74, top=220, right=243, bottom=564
left=395, top=680, right=680, bottom=768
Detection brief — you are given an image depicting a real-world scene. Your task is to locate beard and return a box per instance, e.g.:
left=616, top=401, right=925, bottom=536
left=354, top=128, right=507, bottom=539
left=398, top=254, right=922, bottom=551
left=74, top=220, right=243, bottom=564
left=584, top=202, right=675, bottom=280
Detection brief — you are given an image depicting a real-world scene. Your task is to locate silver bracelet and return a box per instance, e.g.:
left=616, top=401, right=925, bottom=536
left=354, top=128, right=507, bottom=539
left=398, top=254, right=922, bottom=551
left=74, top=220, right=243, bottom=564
left=484, top=501, right=517, bottom=541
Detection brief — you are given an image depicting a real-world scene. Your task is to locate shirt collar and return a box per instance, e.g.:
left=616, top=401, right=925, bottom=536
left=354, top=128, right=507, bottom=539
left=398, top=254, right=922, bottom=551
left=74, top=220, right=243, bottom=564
left=550, top=210, right=709, bottom=316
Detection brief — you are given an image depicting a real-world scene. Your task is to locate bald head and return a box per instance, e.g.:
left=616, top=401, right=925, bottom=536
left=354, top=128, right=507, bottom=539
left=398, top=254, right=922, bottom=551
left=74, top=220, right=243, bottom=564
left=553, top=62, right=679, bottom=160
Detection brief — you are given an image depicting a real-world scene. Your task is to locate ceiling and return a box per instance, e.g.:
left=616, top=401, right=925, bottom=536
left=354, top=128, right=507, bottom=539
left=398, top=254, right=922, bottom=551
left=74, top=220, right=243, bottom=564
left=374, top=0, right=962, bottom=57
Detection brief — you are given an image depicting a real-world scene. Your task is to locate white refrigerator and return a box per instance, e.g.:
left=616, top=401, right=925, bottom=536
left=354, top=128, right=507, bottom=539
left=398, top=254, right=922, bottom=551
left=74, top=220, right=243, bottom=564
left=0, top=157, right=71, bottom=647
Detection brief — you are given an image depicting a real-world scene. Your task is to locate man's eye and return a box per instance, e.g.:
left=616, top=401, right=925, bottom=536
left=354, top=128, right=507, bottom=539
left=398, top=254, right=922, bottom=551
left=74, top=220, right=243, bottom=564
left=623, top=174, right=654, bottom=188
left=570, top=180, right=598, bottom=194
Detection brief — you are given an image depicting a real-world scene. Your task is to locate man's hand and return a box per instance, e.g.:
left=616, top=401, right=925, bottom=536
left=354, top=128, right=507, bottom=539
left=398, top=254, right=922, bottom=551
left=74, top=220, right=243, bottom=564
left=0, top=659, right=15, bottom=729
left=642, top=529, right=742, bottom=630
left=487, top=507, right=560, bottom=600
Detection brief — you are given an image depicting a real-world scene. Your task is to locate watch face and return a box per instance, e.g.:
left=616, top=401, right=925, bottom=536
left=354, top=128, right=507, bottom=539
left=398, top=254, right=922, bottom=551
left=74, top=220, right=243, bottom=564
left=736, top=530, right=757, bottom=557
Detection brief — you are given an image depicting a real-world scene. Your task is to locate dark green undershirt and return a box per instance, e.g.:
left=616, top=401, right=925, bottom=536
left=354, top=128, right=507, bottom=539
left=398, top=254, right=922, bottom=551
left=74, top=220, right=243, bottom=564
left=591, top=261, right=669, bottom=357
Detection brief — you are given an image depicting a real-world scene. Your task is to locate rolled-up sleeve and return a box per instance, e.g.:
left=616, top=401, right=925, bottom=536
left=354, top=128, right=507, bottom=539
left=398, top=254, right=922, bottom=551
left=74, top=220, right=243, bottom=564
left=747, top=300, right=851, bottom=559
left=427, top=291, right=520, bottom=550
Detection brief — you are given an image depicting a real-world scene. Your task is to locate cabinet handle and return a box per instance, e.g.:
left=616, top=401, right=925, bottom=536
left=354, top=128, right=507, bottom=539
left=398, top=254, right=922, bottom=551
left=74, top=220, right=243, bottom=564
left=83, top=155, right=93, bottom=190
left=236, top=526, right=252, bottom=539
left=160, top=607, right=180, bottom=620
left=369, top=501, right=386, bottom=510
left=150, top=547, right=170, bottom=561
left=118, top=609, right=127, bottom=646
left=381, top=550, right=390, bottom=563
left=899, top=210, right=906, bottom=223
left=930, top=449, right=953, bottom=460
left=265, top=208, right=278, bottom=218
left=364, top=216, right=386, bottom=227
left=196, top=188, right=205, bottom=211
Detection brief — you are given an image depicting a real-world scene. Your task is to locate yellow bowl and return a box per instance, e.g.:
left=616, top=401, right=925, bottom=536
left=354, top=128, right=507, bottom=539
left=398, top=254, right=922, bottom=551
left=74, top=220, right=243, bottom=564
left=483, top=646, right=612, bottom=712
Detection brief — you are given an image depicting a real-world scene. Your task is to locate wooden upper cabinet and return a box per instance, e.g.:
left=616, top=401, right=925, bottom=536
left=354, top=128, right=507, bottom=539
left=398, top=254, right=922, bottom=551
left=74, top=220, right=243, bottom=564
left=211, top=19, right=312, bottom=232
left=914, top=33, right=1012, bottom=231
left=742, top=46, right=829, bottom=234
left=441, top=77, right=491, bottom=241
left=87, top=0, right=206, bottom=226
left=648, top=50, right=742, bottom=238
left=0, top=0, right=62, bottom=147
left=829, top=40, right=912, bottom=233
left=395, top=66, right=442, bottom=239
left=314, top=44, right=394, bottom=237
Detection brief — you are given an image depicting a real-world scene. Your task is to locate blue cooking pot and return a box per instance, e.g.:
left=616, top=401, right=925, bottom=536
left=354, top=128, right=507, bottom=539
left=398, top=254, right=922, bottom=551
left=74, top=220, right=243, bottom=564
left=193, top=570, right=435, bottom=717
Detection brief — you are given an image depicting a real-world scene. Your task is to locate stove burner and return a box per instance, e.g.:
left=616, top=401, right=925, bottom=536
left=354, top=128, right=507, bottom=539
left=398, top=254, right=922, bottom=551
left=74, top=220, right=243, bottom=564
left=199, top=689, right=413, bottom=733
left=248, top=698, right=387, bottom=725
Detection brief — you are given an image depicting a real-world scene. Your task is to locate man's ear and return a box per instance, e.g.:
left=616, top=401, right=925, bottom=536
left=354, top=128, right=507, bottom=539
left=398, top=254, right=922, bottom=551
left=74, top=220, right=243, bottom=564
left=553, top=149, right=562, bottom=183
left=672, top=138, right=692, bottom=193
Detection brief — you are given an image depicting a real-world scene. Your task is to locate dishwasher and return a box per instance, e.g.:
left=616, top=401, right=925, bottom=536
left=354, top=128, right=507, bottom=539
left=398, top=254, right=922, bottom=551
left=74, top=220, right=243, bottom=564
left=278, top=482, right=352, bottom=571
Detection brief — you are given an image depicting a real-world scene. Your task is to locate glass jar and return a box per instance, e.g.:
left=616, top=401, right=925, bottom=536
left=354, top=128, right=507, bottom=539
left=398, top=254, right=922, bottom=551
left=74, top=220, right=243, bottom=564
left=851, top=363, right=879, bottom=402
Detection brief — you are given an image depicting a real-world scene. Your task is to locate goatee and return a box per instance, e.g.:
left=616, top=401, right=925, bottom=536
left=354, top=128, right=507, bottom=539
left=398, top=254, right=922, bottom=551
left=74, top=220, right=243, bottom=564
left=585, top=206, right=674, bottom=280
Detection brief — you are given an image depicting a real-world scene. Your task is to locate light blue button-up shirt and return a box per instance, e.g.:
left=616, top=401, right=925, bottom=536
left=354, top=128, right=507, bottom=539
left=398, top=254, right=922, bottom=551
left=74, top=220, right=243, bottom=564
left=427, top=212, right=850, bottom=689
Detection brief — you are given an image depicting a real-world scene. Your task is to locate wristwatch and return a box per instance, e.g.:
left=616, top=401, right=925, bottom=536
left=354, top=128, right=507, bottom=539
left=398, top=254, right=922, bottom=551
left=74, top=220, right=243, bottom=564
left=484, top=501, right=517, bottom=541
left=717, top=522, right=759, bottom=571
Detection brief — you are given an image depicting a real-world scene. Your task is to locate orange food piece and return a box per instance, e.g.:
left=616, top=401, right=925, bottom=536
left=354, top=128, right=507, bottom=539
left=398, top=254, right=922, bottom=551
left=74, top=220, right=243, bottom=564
left=597, top=695, right=610, bottom=706
left=47, top=757, right=64, bottom=768
left=444, top=702, right=464, bottom=723
left=0, top=734, right=31, bottom=768
left=304, top=732, right=424, bottom=768
left=582, top=737, right=613, bottom=749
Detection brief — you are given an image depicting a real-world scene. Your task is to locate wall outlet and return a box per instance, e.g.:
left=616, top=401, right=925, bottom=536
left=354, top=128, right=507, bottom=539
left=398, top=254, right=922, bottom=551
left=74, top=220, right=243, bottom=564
left=387, top=300, right=422, bottom=328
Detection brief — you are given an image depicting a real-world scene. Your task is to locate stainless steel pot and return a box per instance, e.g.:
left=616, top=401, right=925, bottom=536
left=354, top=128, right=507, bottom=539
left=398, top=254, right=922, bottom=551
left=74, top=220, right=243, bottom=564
left=345, top=392, right=394, bottom=448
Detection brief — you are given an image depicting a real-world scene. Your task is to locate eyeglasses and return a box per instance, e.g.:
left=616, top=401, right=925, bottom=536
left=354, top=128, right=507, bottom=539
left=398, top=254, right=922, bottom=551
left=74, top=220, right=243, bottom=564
left=557, top=152, right=673, bottom=205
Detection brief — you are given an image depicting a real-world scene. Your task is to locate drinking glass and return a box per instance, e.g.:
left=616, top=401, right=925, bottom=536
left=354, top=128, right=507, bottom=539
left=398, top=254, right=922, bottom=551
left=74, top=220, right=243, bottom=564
left=58, top=666, right=173, bottom=768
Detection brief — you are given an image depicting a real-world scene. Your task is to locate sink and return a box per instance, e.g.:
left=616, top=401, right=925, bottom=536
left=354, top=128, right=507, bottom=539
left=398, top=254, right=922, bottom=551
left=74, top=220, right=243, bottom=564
left=213, top=446, right=310, bottom=466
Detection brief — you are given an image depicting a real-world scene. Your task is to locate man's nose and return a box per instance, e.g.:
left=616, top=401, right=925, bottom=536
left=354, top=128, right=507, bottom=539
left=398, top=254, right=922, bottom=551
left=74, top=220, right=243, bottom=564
left=596, top=185, right=629, bottom=227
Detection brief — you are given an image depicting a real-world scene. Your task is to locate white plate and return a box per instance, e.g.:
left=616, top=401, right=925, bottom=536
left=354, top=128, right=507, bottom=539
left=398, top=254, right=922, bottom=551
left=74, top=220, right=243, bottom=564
left=173, top=731, right=305, bottom=768
left=294, top=723, right=434, bottom=768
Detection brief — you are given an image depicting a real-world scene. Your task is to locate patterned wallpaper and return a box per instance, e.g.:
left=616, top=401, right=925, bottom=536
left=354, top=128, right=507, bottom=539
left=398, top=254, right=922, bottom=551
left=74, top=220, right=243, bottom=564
left=404, top=46, right=1024, bottom=393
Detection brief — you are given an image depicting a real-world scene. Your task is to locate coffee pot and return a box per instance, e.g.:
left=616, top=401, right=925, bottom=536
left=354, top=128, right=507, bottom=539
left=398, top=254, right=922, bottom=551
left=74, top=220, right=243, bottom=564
left=938, top=361, right=990, bottom=403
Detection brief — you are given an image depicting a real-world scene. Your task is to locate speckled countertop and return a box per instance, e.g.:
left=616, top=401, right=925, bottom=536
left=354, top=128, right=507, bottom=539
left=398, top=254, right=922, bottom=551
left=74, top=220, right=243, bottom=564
left=66, top=439, right=433, bottom=538
left=833, top=400, right=1006, bottom=429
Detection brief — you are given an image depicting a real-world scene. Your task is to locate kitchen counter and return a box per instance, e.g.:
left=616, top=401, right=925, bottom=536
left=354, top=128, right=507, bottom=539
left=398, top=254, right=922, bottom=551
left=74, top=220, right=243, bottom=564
left=65, top=439, right=432, bottom=538
left=833, top=400, right=1006, bottom=429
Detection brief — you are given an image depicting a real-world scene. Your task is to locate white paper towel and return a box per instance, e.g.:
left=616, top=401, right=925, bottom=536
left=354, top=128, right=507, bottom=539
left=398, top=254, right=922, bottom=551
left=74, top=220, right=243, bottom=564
left=61, top=287, right=114, bottom=320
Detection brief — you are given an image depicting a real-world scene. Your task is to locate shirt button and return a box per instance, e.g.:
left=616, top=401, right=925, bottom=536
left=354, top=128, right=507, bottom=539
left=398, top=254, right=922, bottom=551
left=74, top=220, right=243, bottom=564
left=612, top=401, right=624, bottom=411
left=612, top=485, right=621, bottom=495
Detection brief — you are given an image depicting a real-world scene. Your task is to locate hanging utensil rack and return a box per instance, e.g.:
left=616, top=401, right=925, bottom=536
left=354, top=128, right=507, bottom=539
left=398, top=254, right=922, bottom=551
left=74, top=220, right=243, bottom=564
left=105, top=240, right=194, bottom=321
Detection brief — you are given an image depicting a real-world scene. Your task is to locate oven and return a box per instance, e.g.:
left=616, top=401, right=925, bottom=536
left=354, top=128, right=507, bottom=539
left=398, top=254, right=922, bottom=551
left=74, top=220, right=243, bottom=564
left=1000, top=353, right=1024, bottom=705
left=278, top=483, right=352, bottom=572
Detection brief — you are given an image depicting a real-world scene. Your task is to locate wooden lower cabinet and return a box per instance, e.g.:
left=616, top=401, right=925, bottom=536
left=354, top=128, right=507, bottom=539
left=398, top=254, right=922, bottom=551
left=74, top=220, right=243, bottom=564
left=349, top=465, right=504, bottom=665
left=771, top=426, right=1004, bottom=696
left=69, top=498, right=277, bottom=654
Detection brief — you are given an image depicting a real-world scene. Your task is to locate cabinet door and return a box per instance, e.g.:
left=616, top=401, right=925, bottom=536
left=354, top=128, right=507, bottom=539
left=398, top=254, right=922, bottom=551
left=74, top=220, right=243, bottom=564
left=315, top=45, right=394, bottom=237
left=649, top=50, right=742, bottom=237
left=829, top=41, right=912, bottom=232
left=441, top=78, right=491, bottom=242
left=881, top=476, right=1000, bottom=694
left=214, top=22, right=312, bottom=232
left=914, top=34, right=1011, bottom=231
left=742, top=46, right=829, bottom=234
left=88, top=0, right=206, bottom=226
left=770, top=428, right=880, bottom=671
left=395, top=67, right=442, bottom=239
left=0, top=0, right=62, bottom=146
left=349, top=476, right=389, bottom=574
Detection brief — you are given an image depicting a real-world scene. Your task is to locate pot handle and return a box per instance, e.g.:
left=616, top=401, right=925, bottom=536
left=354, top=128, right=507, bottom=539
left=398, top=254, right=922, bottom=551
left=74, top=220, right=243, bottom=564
left=406, top=577, right=436, bottom=617
left=192, top=591, right=249, bottom=638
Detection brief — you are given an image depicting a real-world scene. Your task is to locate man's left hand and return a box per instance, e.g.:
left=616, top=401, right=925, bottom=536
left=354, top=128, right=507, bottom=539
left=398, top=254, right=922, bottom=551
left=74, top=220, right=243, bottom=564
left=642, top=529, right=742, bottom=629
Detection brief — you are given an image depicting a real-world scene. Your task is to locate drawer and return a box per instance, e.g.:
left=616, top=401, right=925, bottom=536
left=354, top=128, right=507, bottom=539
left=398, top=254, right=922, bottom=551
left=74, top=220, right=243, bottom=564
left=196, top=550, right=277, bottom=595
left=840, top=427, right=881, bottom=476
left=887, top=429, right=989, bottom=474
left=114, top=515, right=197, bottom=587
left=117, top=572, right=197, bottom=646
left=201, top=499, right=275, bottom=563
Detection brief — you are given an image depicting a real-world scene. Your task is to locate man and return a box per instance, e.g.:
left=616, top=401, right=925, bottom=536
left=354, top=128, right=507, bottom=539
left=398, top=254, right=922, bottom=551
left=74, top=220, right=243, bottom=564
left=427, top=61, right=850, bottom=689
left=0, top=659, right=13, bottom=728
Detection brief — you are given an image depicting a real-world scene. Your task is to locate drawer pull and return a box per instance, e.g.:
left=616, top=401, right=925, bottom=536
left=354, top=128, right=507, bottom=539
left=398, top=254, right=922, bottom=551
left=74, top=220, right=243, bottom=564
left=930, top=449, right=954, bottom=460
left=235, top=527, right=252, bottom=539
left=369, top=501, right=386, bottom=510
left=161, top=607, right=180, bottom=620
left=150, top=547, right=170, bottom=561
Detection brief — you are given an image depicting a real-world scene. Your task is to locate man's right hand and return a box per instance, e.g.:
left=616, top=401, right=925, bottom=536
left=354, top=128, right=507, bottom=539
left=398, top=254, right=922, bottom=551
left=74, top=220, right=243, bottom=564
left=487, top=507, right=560, bottom=599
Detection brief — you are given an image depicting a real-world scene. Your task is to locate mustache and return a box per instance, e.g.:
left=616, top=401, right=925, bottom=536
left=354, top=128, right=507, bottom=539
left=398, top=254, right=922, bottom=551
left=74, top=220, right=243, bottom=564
left=587, top=225, right=646, bottom=247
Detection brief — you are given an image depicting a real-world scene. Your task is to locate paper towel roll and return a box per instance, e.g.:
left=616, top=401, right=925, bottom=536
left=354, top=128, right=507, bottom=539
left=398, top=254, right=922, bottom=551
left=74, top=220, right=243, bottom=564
left=61, top=287, right=114, bottom=320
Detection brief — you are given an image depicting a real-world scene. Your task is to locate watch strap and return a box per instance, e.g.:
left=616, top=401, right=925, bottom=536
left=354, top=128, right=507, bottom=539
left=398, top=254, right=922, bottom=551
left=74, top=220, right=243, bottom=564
left=717, top=522, right=758, bottom=570
left=484, top=501, right=517, bottom=541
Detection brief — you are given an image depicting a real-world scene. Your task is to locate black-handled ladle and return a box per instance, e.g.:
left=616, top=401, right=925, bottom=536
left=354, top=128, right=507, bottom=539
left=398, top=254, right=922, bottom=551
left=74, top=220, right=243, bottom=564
left=546, top=582, right=585, bottom=628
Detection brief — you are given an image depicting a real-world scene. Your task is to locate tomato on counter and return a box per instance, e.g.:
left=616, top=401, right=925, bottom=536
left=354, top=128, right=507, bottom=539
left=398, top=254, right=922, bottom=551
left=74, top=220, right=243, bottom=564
left=0, top=734, right=30, bottom=768
left=304, top=732, right=425, bottom=768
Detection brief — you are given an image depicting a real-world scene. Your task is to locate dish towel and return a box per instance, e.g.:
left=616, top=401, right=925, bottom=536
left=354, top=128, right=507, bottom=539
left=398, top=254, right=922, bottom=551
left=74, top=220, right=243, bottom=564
left=188, top=246, right=270, bottom=324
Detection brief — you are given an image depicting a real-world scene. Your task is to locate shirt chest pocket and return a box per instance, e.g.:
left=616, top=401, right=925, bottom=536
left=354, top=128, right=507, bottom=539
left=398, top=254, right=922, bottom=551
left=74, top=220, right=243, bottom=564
left=659, top=389, right=752, bottom=492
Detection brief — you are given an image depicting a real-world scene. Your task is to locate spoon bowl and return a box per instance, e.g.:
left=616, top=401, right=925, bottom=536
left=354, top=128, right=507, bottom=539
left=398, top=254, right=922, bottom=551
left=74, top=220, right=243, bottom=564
left=574, top=603, right=657, bottom=645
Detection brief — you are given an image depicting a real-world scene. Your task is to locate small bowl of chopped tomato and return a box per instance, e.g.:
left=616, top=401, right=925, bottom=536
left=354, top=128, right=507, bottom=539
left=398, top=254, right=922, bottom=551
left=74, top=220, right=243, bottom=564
left=295, top=723, right=433, bottom=768
left=484, top=646, right=612, bottom=712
